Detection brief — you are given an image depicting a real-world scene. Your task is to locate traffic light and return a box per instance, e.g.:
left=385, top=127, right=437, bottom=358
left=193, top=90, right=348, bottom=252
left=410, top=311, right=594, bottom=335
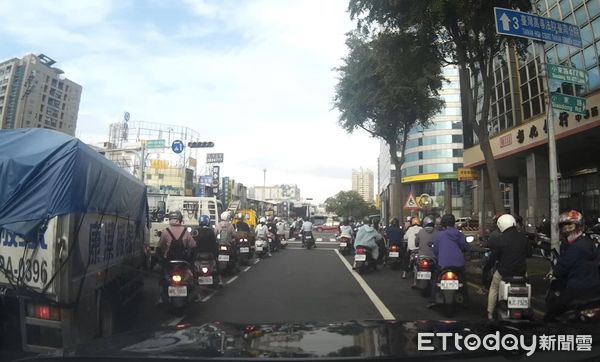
left=187, top=141, right=214, bottom=148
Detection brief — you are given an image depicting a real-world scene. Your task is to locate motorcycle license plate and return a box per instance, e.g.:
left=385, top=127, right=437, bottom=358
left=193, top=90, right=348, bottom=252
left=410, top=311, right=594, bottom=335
left=256, top=246, right=263, bottom=251
left=440, top=280, right=459, bottom=290
left=355, top=254, right=367, bottom=261
left=417, top=271, right=431, bottom=280
left=508, top=297, right=529, bottom=308
left=218, top=254, right=230, bottom=262
left=240, top=247, right=250, bottom=253
left=388, top=252, right=399, bottom=258
left=168, top=286, right=187, bottom=297
left=340, top=242, right=347, bottom=247
left=198, top=276, right=213, bottom=285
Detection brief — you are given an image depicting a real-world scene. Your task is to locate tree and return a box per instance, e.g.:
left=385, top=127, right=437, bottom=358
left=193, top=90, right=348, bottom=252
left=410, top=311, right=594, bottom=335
left=325, top=191, right=377, bottom=219
left=348, top=0, right=532, bottom=214
left=334, top=30, right=445, bottom=220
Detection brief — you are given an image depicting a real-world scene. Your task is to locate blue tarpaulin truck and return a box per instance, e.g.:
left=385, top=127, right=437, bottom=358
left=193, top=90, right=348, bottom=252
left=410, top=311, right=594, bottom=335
left=0, top=129, right=149, bottom=353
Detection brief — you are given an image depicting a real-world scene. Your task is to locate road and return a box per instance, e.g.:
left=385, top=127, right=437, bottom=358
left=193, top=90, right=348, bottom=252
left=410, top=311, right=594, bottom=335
left=1, top=231, right=547, bottom=361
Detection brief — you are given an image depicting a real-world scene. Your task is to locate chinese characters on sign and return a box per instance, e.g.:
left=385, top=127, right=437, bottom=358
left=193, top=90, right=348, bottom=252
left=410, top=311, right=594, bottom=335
left=458, top=168, right=478, bottom=181
left=206, top=153, right=224, bottom=163
left=547, top=64, right=588, bottom=85
left=516, top=129, right=525, bottom=143
left=550, top=93, right=587, bottom=115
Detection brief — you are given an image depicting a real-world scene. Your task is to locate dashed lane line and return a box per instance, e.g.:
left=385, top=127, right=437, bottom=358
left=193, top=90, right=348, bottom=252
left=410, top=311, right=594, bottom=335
left=242, top=266, right=251, bottom=272
left=166, top=316, right=185, bottom=326
left=333, top=249, right=395, bottom=320
left=226, top=275, right=239, bottom=285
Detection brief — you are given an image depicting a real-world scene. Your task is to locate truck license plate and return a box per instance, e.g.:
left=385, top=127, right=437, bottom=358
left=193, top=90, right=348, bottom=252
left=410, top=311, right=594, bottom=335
left=355, top=254, right=367, bottom=261
left=388, top=252, right=399, bottom=258
left=218, top=254, right=230, bottom=262
left=340, top=242, right=347, bottom=247
left=417, top=271, right=431, bottom=280
left=440, top=280, right=459, bottom=290
left=508, top=297, right=529, bottom=308
left=198, top=276, right=213, bottom=285
left=240, top=247, right=250, bottom=253
left=168, top=286, right=187, bottom=297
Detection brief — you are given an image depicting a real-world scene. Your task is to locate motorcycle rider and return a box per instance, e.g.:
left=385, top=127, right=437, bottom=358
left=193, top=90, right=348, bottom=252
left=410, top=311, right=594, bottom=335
left=194, top=215, right=222, bottom=288
left=300, top=217, right=315, bottom=248
left=428, top=213, right=471, bottom=308
left=544, top=210, right=600, bottom=322
left=339, top=217, right=354, bottom=240
left=353, top=217, right=382, bottom=268
left=372, top=217, right=387, bottom=263
left=485, top=214, right=529, bottom=320
left=386, top=218, right=404, bottom=248
left=402, top=217, right=422, bottom=279
left=215, top=211, right=238, bottom=266
left=255, top=217, right=271, bottom=256
left=234, top=212, right=251, bottom=233
left=156, top=211, right=197, bottom=303
left=414, top=215, right=438, bottom=288
left=266, top=216, right=279, bottom=250
left=276, top=217, right=286, bottom=241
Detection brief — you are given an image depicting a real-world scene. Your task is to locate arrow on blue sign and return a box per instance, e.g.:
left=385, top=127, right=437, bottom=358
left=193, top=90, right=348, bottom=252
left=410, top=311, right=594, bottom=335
left=171, top=140, right=184, bottom=154
left=494, top=7, right=582, bottom=48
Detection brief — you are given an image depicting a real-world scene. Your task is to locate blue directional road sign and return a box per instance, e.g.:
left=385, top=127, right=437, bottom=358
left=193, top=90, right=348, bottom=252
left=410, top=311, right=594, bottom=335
left=171, top=140, right=184, bottom=154
left=494, top=7, right=582, bottom=48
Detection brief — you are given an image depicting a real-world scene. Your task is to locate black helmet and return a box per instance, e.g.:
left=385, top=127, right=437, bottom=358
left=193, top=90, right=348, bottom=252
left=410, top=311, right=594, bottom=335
left=168, top=210, right=183, bottom=223
left=363, top=216, right=371, bottom=225
left=441, top=214, right=455, bottom=228
left=422, top=215, right=435, bottom=227
left=391, top=218, right=399, bottom=227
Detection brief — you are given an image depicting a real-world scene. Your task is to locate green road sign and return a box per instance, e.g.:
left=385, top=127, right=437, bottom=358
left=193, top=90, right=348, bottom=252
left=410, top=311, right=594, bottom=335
left=547, top=64, right=588, bottom=86
left=146, top=139, right=165, bottom=149
left=550, top=93, right=586, bottom=115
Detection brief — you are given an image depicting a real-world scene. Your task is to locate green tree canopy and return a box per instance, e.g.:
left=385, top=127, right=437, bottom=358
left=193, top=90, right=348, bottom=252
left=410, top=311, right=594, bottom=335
left=325, top=190, right=378, bottom=219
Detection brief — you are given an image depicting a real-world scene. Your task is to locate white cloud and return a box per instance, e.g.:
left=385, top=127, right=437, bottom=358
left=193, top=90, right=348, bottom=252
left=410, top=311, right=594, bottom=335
left=0, top=0, right=379, bottom=203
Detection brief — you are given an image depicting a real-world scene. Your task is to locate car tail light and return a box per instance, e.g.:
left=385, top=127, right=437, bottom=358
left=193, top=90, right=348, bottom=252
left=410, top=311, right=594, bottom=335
left=419, top=259, right=430, bottom=271
left=356, top=248, right=366, bottom=255
left=201, top=267, right=209, bottom=274
left=220, top=245, right=228, bottom=251
left=390, top=245, right=398, bottom=252
left=581, top=307, right=600, bottom=320
left=441, top=271, right=458, bottom=280
left=27, top=303, right=61, bottom=321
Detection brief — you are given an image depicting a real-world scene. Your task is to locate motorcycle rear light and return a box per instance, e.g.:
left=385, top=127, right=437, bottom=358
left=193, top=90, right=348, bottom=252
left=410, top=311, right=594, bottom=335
left=172, top=274, right=182, bottom=283
left=581, top=307, right=600, bottom=320
left=201, top=267, right=209, bottom=274
left=510, top=311, right=522, bottom=319
left=26, top=303, right=61, bottom=321
left=441, top=272, right=457, bottom=280
left=390, top=245, right=398, bottom=252
left=419, top=259, right=430, bottom=271
left=356, top=248, right=366, bottom=255
left=220, top=246, right=228, bottom=251
left=508, top=286, right=529, bottom=294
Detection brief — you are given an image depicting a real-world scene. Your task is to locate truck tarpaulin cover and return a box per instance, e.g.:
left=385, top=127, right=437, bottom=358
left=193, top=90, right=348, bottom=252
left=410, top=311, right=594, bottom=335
left=0, top=129, right=149, bottom=241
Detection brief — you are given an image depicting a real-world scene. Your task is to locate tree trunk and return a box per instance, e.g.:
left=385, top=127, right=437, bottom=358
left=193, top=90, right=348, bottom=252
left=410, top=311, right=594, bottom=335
left=387, top=135, right=406, bottom=223
left=478, top=135, right=504, bottom=214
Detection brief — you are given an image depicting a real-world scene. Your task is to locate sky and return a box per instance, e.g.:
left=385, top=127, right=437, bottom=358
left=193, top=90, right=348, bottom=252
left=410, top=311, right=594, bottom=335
left=0, top=0, right=380, bottom=203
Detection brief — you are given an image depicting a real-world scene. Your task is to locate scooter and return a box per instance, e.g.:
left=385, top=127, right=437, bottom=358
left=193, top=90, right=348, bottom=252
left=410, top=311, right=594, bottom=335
left=338, top=236, right=352, bottom=255
left=195, top=252, right=220, bottom=289
left=434, top=267, right=466, bottom=317
left=280, top=236, right=288, bottom=249
left=413, top=255, right=435, bottom=297
left=236, top=236, right=253, bottom=266
left=542, top=248, right=600, bottom=322
left=255, top=238, right=269, bottom=258
left=302, top=231, right=315, bottom=249
left=217, top=243, right=238, bottom=275
left=385, top=244, right=402, bottom=269
left=494, top=275, right=533, bottom=322
left=354, top=246, right=376, bottom=274
left=162, top=260, right=194, bottom=312
left=268, top=232, right=279, bottom=253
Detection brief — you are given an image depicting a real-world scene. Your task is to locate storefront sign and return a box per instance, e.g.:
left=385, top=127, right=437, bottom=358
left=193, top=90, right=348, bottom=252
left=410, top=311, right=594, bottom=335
left=150, top=159, right=168, bottom=169
left=401, top=172, right=458, bottom=183
left=458, top=168, right=478, bottom=181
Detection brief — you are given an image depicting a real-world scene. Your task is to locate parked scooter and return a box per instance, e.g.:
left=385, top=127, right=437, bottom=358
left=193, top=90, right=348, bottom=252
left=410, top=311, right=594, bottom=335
left=162, top=260, right=194, bottom=312
left=413, top=255, right=435, bottom=297
left=354, top=246, right=377, bottom=274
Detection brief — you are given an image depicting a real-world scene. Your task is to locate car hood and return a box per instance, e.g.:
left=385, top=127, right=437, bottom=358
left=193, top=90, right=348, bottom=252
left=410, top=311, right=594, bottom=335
left=42, top=320, right=600, bottom=360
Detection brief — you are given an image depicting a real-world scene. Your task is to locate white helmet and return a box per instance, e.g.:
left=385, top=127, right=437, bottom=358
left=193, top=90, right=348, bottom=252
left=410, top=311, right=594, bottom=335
left=237, top=212, right=243, bottom=219
left=221, top=211, right=231, bottom=221
left=497, top=214, right=516, bottom=233
left=259, top=217, right=266, bottom=223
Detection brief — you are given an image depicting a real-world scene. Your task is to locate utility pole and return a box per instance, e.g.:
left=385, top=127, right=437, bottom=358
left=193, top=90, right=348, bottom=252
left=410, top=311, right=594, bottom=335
left=537, top=41, right=560, bottom=252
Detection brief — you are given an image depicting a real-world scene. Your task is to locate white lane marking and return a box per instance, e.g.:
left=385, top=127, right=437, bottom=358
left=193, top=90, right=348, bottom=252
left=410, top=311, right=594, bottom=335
left=466, top=282, right=544, bottom=317
left=253, top=259, right=260, bottom=265
left=243, top=266, right=251, bottom=272
left=329, top=238, right=337, bottom=242
left=201, top=291, right=216, bottom=302
left=226, top=275, right=239, bottom=285
left=166, top=316, right=185, bottom=326
left=316, top=238, right=323, bottom=242
left=334, top=249, right=395, bottom=320
left=287, top=247, right=337, bottom=251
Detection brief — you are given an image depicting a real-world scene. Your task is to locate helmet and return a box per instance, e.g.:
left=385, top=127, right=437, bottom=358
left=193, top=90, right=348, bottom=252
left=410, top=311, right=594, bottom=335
left=168, top=210, right=183, bottom=222
left=497, top=214, right=516, bottom=232
left=221, top=211, right=231, bottom=221
left=363, top=216, right=371, bottom=225
left=391, top=218, right=399, bottom=227
left=411, top=217, right=421, bottom=226
left=441, top=214, right=455, bottom=228
left=198, top=215, right=211, bottom=227
left=259, top=217, right=266, bottom=223
left=244, top=214, right=251, bottom=221
left=422, top=216, right=434, bottom=227
left=406, top=216, right=412, bottom=222
left=559, top=210, right=584, bottom=227
left=275, top=217, right=280, bottom=222
left=237, top=212, right=243, bottom=220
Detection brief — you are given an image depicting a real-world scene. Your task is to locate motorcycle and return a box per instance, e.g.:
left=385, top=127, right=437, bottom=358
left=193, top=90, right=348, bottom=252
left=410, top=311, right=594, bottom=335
left=255, top=238, right=269, bottom=258
left=542, top=248, right=600, bottom=322
left=302, top=231, right=315, bottom=249
left=494, top=275, right=533, bottom=322
left=280, top=236, right=288, bottom=249
left=354, top=246, right=377, bottom=274
left=162, top=260, right=194, bottom=312
left=434, top=267, right=466, bottom=317
left=195, top=252, right=220, bottom=289
left=385, top=244, right=402, bottom=269
left=338, top=236, right=352, bottom=255
left=268, top=232, right=279, bottom=253
left=413, top=255, right=435, bottom=297
left=217, top=243, right=238, bottom=275
left=236, top=236, right=253, bottom=266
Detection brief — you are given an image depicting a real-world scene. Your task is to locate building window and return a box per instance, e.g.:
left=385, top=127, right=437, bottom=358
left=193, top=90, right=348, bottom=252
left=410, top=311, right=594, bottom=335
left=146, top=174, right=152, bottom=180
left=519, top=45, right=546, bottom=122
left=560, top=0, right=572, bottom=18
left=40, top=104, right=44, bottom=112
left=51, top=79, right=57, bottom=87
left=588, top=0, right=600, bottom=19
left=158, top=174, right=164, bottom=180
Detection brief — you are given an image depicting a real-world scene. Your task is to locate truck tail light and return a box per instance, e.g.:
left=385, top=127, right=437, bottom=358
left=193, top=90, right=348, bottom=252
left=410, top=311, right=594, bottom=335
left=27, top=302, right=61, bottom=321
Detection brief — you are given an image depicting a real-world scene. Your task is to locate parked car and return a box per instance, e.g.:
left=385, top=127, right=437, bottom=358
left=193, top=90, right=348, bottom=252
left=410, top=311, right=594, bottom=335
left=455, top=217, right=479, bottom=230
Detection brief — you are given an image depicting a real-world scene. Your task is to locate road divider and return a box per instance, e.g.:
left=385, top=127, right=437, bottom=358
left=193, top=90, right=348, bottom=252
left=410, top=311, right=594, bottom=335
left=333, top=249, right=395, bottom=320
